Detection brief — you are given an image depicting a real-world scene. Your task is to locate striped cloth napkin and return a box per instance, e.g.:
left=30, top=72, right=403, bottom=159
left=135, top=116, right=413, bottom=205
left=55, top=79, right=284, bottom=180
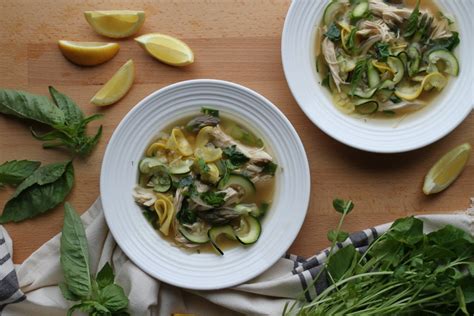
left=1, top=198, right=473, bottom=315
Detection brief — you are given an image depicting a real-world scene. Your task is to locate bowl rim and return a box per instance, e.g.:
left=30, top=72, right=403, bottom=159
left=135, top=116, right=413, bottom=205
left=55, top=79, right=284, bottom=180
left=281, top=0, right=473, bottom=154
left=100, top=79, right=311, bottom=289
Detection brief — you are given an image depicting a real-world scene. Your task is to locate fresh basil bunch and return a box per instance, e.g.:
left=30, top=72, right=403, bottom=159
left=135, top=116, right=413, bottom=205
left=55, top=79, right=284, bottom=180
left=0, top=86, right=102, bottom=157
left=61, top=203, right=129, bottom=315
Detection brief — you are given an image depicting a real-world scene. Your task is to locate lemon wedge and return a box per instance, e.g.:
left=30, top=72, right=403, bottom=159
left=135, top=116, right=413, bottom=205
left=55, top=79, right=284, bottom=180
left=135, top=33, right=194, bottom=66
left=423, top=143, right=471, bottom=195
left=58, top=40, right=119, bottom=66
left=90, top=59, right=134, bottom=106
left=84, top=10, right=145, bottom=38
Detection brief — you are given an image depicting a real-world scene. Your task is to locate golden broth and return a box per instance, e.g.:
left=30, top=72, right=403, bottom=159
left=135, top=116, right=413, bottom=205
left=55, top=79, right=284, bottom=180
left=140, top=112, right=276, bottom=254
left=315, top=0, right=456, bottom=119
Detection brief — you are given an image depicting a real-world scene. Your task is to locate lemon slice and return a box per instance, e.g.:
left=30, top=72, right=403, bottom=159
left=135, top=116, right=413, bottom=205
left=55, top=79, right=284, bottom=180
left=84, top=10, right=145, bottom=38
left=58, top=40, right=119, bottom=66
left=135, top=33, right=194, bottom=66
left=90, top=59, right=134, bottom=106
left=423, top=143, right=471, bottom=195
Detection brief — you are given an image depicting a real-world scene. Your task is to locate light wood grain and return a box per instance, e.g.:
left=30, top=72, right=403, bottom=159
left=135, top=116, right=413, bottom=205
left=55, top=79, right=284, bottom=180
left=0, top=0, right=473, bottom=264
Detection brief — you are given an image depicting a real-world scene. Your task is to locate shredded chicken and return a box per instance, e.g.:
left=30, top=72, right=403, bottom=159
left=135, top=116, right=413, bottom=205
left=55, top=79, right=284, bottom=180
left=430, top=16, right=452, bottom=40
left=358, top=19, right=395, bottom=42
left=132, top=187, right=156, bottom=207
left=379, top=100, right=426, bottom=111
left=322, top=37, right=347, bottom=92
left=173, top=188, right=184, bottom=215
left=210, top=126, right=273, bottom=163
left=251, top=174, right=273, bottom=184
left=369, top=0, right=411, bottom=25
left=360, top=34, right=383, bottom=55
left=219, top=187, right=241, bottom=206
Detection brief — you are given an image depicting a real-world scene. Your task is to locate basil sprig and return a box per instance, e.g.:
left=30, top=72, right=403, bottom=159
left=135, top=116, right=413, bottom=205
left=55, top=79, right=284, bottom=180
left=60, top=203, right=129, bottom=315
left=0, top=87, right=102, bottom=157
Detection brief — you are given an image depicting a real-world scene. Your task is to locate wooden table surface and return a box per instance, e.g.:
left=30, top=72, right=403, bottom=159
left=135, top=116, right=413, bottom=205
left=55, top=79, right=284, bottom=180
left=0, top=0, right=473, bottom=264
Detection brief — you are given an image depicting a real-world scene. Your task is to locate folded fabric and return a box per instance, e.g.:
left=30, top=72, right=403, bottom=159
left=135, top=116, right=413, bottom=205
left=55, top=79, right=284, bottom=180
left=1, top=198, right=473, bottom=315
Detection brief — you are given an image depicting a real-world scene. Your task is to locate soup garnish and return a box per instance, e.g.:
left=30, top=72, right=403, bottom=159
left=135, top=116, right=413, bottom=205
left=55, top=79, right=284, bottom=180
left=133, top=108, right=277, bottom=255
left=317, top=0, right=460, bottom=116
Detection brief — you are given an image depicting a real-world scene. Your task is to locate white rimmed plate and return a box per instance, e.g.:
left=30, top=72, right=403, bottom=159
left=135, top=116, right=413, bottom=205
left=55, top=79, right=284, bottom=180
left=282, top=0, right=474, bottom=153
left=100, top=79, right=310, bottom=290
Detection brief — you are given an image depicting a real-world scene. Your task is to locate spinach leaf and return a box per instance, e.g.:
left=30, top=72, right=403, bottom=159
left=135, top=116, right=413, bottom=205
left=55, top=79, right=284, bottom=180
left=60, top=203, right=92, bottom=299
left=67, top=301, right=109, bottom=316
left=325, top=22, right=341, bottom=42
left=201, top=107, right=219, bottom=118
left=0, top=89, right=65, bottom=126
left=48, top=86, right=83, bottom=128
left=0, top=161, right=74, bottom=223
left=201, top=191, right=226, bottom=207
left=0, top=160, right=40, bottom=186
left=223, top=145, right=250, bottom=166
left=96, top=262, right=115, bottom=290
left=375, top=42, right=390, bottom=61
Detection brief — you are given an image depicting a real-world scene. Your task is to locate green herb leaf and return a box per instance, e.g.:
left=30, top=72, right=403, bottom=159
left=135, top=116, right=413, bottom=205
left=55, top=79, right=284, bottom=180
left=388, top=216, right=424, bottom=245
left=223, top=145, right=250, bottom=166
left=96, top=262, right=115, bottom=289
left=59, top=282, right=80, bottom=301
left=350, top=59, right=367, bottom=95
left=176, top=175, right=194, bottom=188
left=67, top=301, right=109, bottom=316
left=262, top=161, right=278, bottom=176
left=0, top=160, right=40, bottom=186
left=0, top=161, right=74, bottom=223
left=197, top=157, right=210, bottom=174
left=0, top=89, right=65, bottom=126
left=325, top=22, right=341, bottom=42
left=375, top=42, right=390, bottom=61
left=404, top=0, right=420, bottom=38
left=201, top=191, right=226, bottom=207
left=48, top=86, right=84, bottom=128
left=427, top=31, right=460, bottom=53
left=327, top=229, right=350, bottom=243
left=60, top=203, right=92, bottom=299
left=346, top=28, right=358, bottom=52
left=100, top=284, right=129, bottom=312
left=0, top=88, right=103, bottom=157
left=332, top=198, right=354, bottom=215
left=327, top=244, right=356, bottom=282
left=201, top=107, right=219, bottom=117
left=176, top=200, right=197, bottom=224
left=321, top=75, right=330, bottom=88
left=143, top=209, right=159, bottom=229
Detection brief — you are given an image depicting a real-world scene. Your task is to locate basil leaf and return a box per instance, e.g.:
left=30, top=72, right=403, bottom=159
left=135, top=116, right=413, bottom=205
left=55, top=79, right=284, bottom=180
left=375, top=42, right=390, bottom=61
left=48, top=86, right=84, bottom=127
left=67, top=301, right=109, bottom=316
left=60, top=203, right=92, bottom=299
left=96, top=262, right=115, bottom=289
left=201, top=191, right=226, bottom=207
left=59, top=282, right=80, bottom=301
left=0, top=89, right=65, bottom=127
left=0, top=161, right=74, bottom=223
left=262, top=161, right=278, bottom=176
left=0, top=160, right=40, bottom=186
left=100, top=284, right=129, bottom=312
left=223, top=145, right=250, bottom=166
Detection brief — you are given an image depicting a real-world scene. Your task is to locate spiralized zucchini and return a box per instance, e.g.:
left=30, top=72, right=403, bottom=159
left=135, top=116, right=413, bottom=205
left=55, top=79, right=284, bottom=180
left=166, top=128, right=193, bottom=156
left=154, top=193, right=175, bottom=236
left=317, top=0, right=460, bottom=116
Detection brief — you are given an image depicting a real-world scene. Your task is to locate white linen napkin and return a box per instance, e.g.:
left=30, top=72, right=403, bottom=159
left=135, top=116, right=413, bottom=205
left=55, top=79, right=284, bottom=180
left=1, top=198, right=473, bottom=316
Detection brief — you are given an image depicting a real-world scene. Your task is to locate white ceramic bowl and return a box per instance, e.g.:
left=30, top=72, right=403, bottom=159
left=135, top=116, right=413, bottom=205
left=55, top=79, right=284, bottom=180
left=282, top=0, right=474, bottom=153
left=100, top=79, right=310, bottom=289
